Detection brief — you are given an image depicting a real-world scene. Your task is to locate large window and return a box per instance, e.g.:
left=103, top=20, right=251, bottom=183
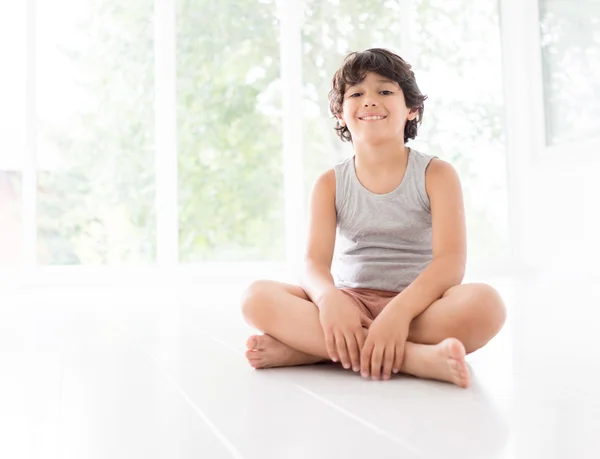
left=539, top=0, right=600, bottom=146
left=412, top=0, right=508, bottom=261
left=176, top=0, right=284, bottom=262
left=1, top=0, right=509, bottom=271
left=35, top=0, right=156, bottom=265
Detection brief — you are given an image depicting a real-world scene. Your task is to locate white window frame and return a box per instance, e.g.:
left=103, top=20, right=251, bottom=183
left=498, top=0, right=539, bottom=272
left=23, top=0, right=38, bottom=269
left=154, top=0, right=179, bottom=266
left=532, top=0, right=600, bottom=162
left=501, top=0, right=600, bottom=164
left=277, top=0, right=305, bottom=272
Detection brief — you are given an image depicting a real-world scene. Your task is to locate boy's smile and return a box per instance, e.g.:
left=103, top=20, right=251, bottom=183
left=358, top=113, right=387, bottom=121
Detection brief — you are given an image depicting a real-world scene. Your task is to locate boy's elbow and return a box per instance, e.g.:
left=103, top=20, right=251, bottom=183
left=302, top=255, right=331, bottom=273
left=434, top=255, right=466, bottom=287
left=449, top=256, right=466, bottom=286
left=299, top=258, right=317, bottom=286
left=299, top=257, right=333, bottom=286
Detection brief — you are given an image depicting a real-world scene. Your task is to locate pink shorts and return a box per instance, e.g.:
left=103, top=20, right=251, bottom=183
left=339, top=287, right=398, bottom=327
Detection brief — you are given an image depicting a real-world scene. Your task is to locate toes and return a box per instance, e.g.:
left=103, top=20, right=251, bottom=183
left=245, top=350, right=265, bottom=369
left=245, top=349, right=260, bottom=361
left=448, top=359, right=463, bottom=376
left=246, top=334, right=263, bottom=350
left=442, top=338, right=465, bottom=360
left=454, top=361, right=470, bottom=388
left=440, top=338, right=470, bottom=388
left=461, top=375, right=471, bottom=388
left=456, top=369, right=470, bottom=388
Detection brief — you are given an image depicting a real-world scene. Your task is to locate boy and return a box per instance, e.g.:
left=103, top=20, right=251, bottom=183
left=242, top=49, right=506, bottom=388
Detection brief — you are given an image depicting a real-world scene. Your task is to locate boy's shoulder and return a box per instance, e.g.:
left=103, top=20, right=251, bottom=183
left=315, top=156, right=353, bottom=186
left=333, top=155, right=354, bottom=170
left=410, top=147, right=438, bottom=164
left=312, top=167, right=336, bottom=194
left=330, top=155, right=354, bottom=180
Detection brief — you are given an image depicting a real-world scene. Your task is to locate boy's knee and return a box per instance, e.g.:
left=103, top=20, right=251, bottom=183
left=241, top=280, right=275, bottom=323
left=464, top=284, right=506, bottom=345
left=474, top=283, right=507, bottom=332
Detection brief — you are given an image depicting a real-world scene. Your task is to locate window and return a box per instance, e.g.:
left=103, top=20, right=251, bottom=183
left=35, top=0, right=156, bottom=264
left=176, top=0, right=284, bottom=262
left=2, top=0, right=510, bottom=271
left=539, top=0, right=600, bottom=146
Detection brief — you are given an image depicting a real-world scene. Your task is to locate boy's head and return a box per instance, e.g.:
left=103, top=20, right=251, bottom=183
left=329, top=48, right=427, bottom=145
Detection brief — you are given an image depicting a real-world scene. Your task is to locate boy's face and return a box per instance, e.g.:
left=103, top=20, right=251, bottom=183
left=337, top=71, right=417, bottom=145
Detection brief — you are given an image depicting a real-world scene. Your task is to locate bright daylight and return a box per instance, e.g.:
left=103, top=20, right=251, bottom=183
left=1, top=0, right=599, bottom=458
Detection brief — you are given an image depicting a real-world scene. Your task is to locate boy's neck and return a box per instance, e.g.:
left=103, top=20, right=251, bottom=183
left=353, top=140, right=409, bottom=170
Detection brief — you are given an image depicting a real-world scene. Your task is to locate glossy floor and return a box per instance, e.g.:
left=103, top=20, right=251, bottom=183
left=1, top=270, right=598, bottom=458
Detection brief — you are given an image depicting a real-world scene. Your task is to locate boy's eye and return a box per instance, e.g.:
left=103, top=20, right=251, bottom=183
left=348, top=91, right=392, bottom=97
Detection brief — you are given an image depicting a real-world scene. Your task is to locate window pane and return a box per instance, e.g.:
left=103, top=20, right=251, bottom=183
left=0, top=2, right=26, bottom=171
left=301, top=0, right=509, bottom=263
left=411, top=0, right=509, bottom=261
left=539, top=0, right=600, bottom=146
left=301, top=1, right=406, bottom=198
left=177, top=0, right=283, bottom=262
left=36, top=0, right=156, bottom=265
left=0, top=172, right=23, bottom=265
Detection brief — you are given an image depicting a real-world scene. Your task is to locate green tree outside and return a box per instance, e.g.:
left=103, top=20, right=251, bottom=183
left=37, top=0, right=508, bottom=265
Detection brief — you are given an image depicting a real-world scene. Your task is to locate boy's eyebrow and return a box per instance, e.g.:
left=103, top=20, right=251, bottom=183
left=346, top=78, right=395, bottom=89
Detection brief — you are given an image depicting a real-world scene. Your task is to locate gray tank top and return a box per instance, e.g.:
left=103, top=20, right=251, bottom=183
left=332, top=148, right=437, bottom=293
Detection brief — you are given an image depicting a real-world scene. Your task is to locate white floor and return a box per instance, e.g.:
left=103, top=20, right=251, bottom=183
left=1, top=269, right=599, bottom=459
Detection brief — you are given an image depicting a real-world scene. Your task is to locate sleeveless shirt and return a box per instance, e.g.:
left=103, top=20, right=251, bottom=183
left=332, top=148, right=437, bottom=293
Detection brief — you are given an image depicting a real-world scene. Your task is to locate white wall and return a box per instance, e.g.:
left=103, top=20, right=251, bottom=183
left=523, top=157, right=600, bottom=275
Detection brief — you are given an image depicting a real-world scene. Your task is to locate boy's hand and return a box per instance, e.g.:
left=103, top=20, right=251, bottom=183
left=361, top=306, right=411, bottom=380
left=318, top=290, right=368, bottom=372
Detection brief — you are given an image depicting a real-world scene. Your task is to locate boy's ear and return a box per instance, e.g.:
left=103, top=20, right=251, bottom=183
left=337, top=116, right=346, bottom=127
left=407, top=108, right=419, bottom=121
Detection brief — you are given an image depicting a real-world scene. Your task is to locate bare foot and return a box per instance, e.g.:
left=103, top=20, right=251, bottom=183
left=438, top=338, right=471, bottom=388
left=245, top=334, right=325, bottom=369
left=404, top=338, right=471, bottom=388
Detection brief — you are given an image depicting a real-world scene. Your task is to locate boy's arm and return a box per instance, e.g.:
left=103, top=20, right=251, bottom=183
left=302, top=169, right=367, bottom=370
left=299, top=169, right=338, bottom=307
left=387, top=158, right=467, bottom=319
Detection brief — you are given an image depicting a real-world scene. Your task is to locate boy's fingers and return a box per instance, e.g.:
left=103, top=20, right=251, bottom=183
left=382, top=345, right=395, bottom=380
left=325, top=330, right=337, bottom=362
left=370, top=346, right=384, bottom=379
left=360, top=340, right=374, bottom=377
left=355, top=329, right=366, bottom=352
left=351, top=330, right=366, bottom=372
left=393, top=343, right=404, bottom=374
left=345, top=333, right=361, bottom=371
left=335, top=331, right=351, bottom=368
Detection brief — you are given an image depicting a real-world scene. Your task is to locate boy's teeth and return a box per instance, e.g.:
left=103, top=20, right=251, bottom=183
left=361, top=116, right=385, bottom=120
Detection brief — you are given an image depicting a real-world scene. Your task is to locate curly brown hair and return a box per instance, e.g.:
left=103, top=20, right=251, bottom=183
left=328, top=48, right=427, bottom=143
